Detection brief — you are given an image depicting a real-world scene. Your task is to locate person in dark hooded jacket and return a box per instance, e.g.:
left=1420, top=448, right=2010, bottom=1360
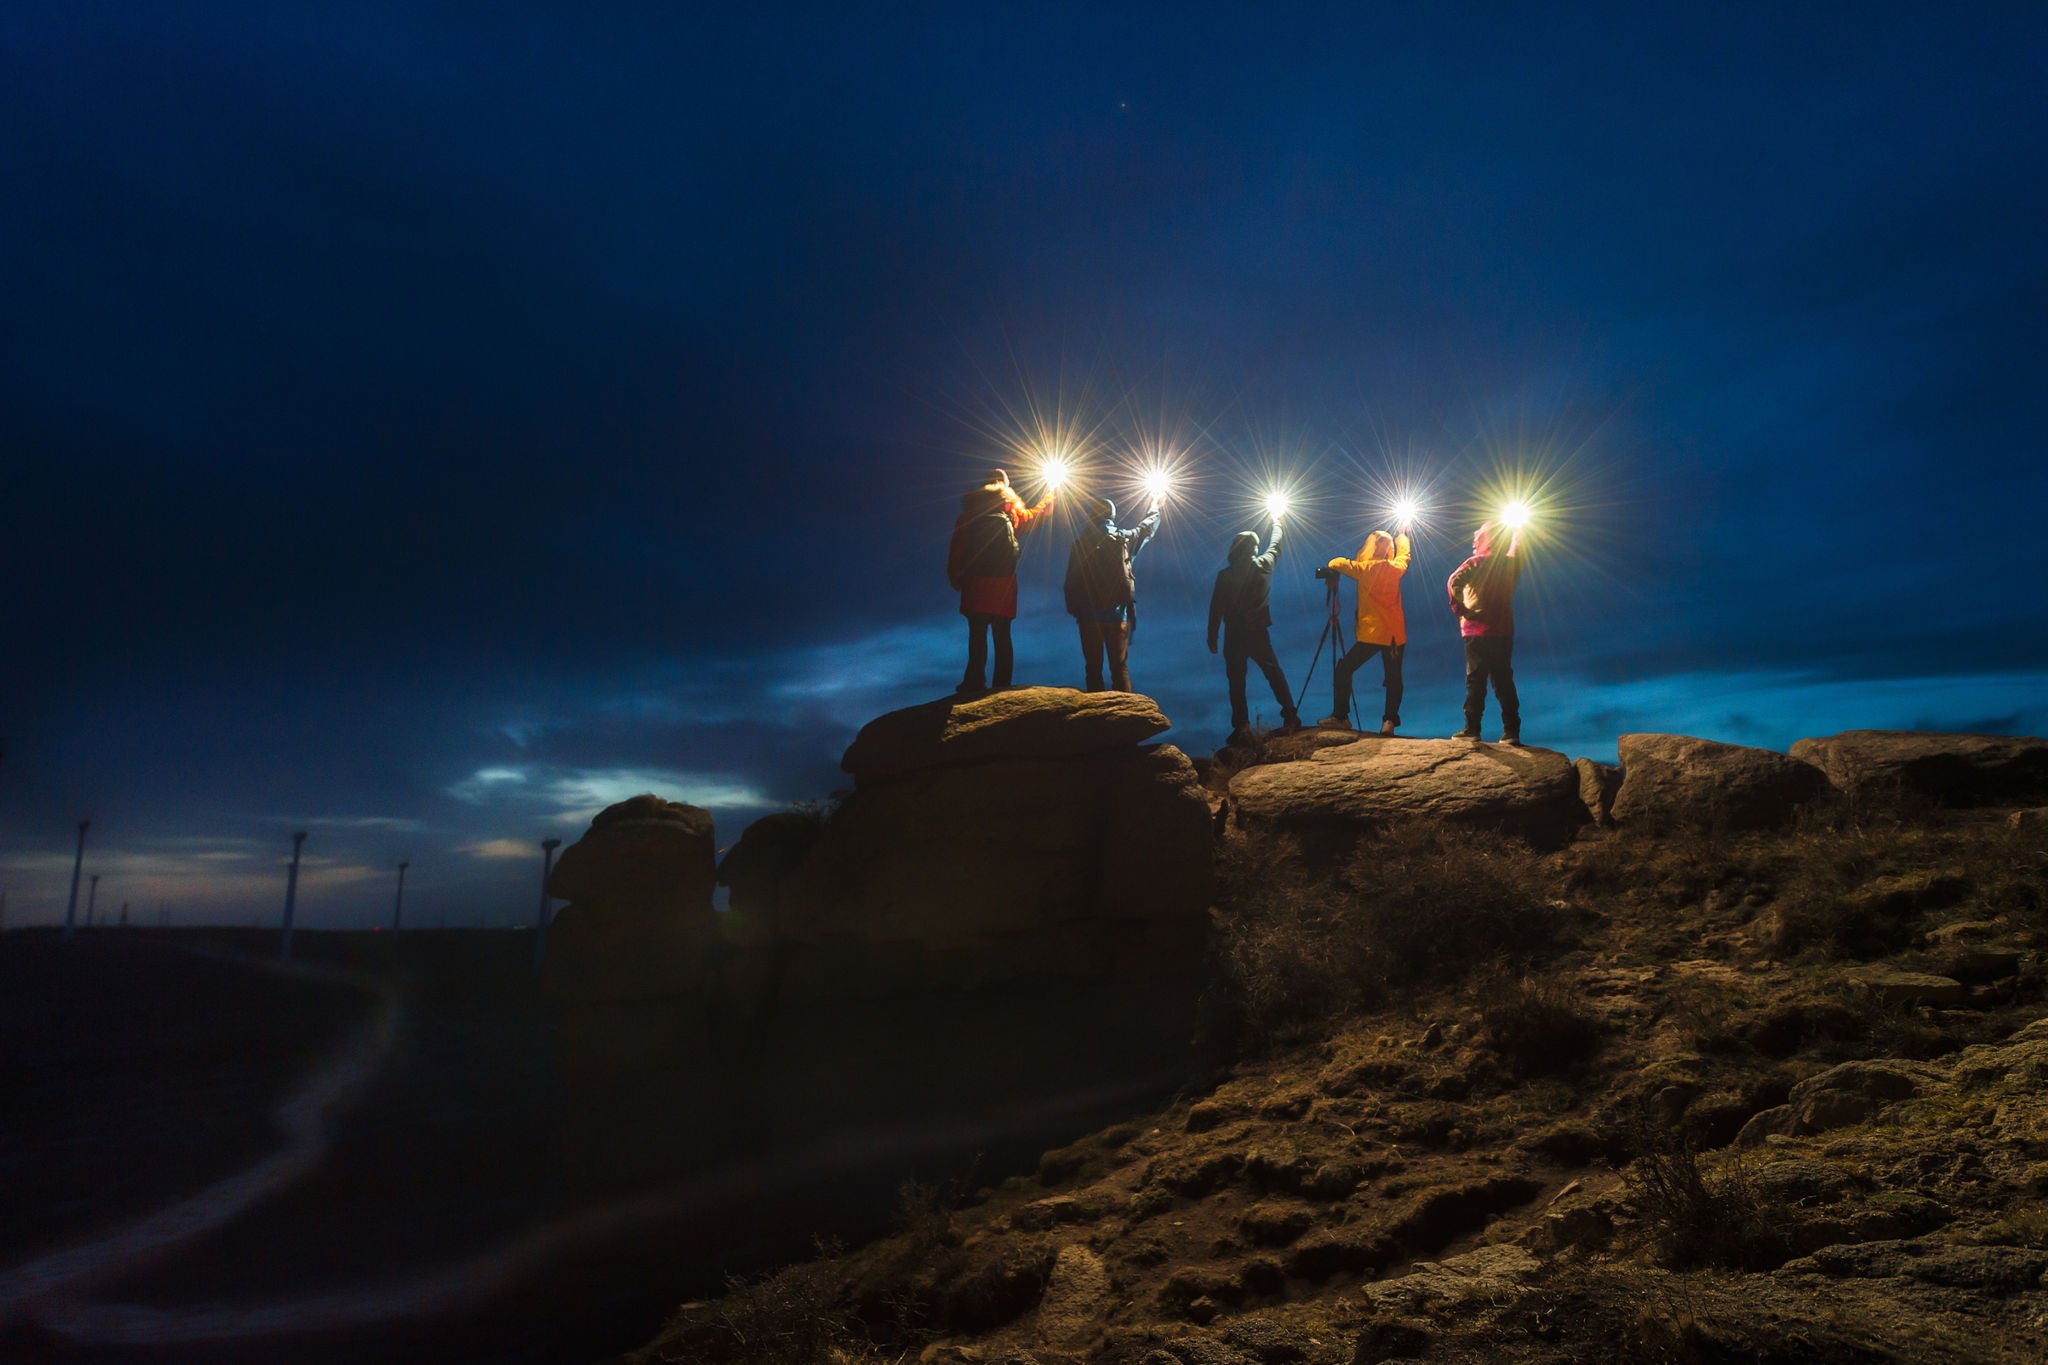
left=1207, top=514, right=1300, bottom=737
left=1446, top=519, right=1523, bottom=743
left=947, top=468, right=1054, bottom=694
left=1063, top=496, right=1159, bottom=692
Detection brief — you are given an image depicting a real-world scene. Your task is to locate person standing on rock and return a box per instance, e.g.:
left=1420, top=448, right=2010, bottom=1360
left=1447, top=519, right=1523, bottom=744
left=1064, top=495, right=1160, bottom=692
left=1321, top=526, right=1412, bottom=735
left=1208, top=513, right=1301, bottom=739
left=947, top=468, right=1055, bottom=695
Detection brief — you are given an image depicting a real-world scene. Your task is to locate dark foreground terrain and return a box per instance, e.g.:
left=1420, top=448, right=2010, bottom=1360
left=634, top=760, right=2048, bottom=1364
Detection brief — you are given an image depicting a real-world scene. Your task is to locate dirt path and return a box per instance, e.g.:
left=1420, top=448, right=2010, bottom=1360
left=0, top=955, right=401, bottom=1329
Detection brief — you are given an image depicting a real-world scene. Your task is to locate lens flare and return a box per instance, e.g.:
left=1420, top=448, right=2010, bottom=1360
left=1042, top=457, right=1070, bottom=490
left=1142, top=470, right=1171, bottom=501
left=1392, top=497, right=1420, bottom=528
left=1264, top=491, right=1290, bottom=519
left=1501, top=500, right=1532, bottom=529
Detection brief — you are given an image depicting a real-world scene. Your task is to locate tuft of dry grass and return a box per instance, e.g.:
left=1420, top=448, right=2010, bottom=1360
left=1621, top=1116, right=1794, bottom=1271
left=1477, top=968, right=1605, bottom=1079
left=1215, top=822, right=1565, bottom=1050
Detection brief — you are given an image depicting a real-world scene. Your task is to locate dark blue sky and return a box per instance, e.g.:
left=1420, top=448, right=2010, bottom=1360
left=4, top=2, right=2045, bottom=926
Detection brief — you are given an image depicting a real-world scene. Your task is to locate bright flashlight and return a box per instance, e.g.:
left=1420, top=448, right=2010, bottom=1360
left=1392, top=497, right=1420, bottom=528
left=1265, top=492, right=1290, bottom=519
left=1042, top=458, right=1070, bottom=490
left=1143, top=470, right=1171, bottom=502
left=1501, top=500, right=1532, bottom=529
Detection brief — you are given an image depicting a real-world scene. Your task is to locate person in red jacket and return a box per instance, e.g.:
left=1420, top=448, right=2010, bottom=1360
left=1446, top=519, right=1523, bottom=743
left=947, top=469, right=1054, bottom=694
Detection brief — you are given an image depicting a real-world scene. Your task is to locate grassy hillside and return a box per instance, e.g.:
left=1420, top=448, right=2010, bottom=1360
left=629, top=797, right=2048, bottom=1364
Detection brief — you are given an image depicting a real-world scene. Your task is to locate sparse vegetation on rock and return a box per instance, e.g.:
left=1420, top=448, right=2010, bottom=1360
left=626, top=718, right=2048, bottom=1365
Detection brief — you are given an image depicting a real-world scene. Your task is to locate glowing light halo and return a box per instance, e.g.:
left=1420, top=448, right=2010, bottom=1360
left=1041, top=456, right=1071, bottom=491
left=1500, top=499, right=1533, bottom=530
left=1264, top=490, right=1291, bottom=519
left=1391, top=496, right=1421, bottom=529
left=1142, top=469, right=1172, bottom=502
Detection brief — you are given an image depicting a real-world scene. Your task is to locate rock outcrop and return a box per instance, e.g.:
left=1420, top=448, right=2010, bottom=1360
left=778, top=687, right=1214, bottom=998
left=1610, top=733, right=1831, bottom=831
left=1574, top=757, right=1622, bottom=826
left=1226, top=738, right=1584, bottom=848
left=716, top=810, right=824, bottom=917
left=541, top=795, right=719, bottom=1004
left=1790, top=730, right=2048, bottom=807
left=841, top=686, right=1170, bottom=784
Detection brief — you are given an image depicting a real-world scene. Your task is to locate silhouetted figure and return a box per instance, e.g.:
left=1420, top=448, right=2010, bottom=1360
left=1208, top=515, right=1300, bottom=739
left=1064, top=496, right=1160, bottom=692
left=1324, top=528, right=1412, bottom=735
left=1448, top=520, right=1524, bottom=743
left=947, top=468, right=1054, bottom=695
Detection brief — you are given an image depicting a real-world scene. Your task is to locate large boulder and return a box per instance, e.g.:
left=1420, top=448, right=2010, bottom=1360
left=1226, top=738, right=1584, bottom=847
left=841, top=685, right=1170, bottom=785
left=1610, top=734, right=1831, bottom=831
left=1790, top=730, right=2048, bottom=807
left=539, top=901, right=721, bottom=1004
left=717, top=810, right=825, bottom=916
left=546, top=794, right=716, bottom=913
left=776, top=743, right=1214, bottom=993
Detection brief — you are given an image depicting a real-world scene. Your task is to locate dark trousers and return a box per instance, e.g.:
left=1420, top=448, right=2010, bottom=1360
left=1223, top=624, right=1295, bottom=729
left=962, top=614, right=1013, bottom=690
left=1463, top=635, right=1519, bottom=736
left=1333, top=641, right=1404, bottom=723
left=1078, top=620, right=1131, bottom=692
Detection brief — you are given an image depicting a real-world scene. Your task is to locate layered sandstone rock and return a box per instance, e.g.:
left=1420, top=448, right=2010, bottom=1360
left=541, top=795, right=719, bottom=1005
left=1610, top=733, right=1831, bottom=831
left=1226, top=737, right=1583, bottom=848
left=776, top=687, right=1214, bottom=999
left=1790, top=730, right=2048, bottom=807
left=841, top=686, right=1170, bottom=784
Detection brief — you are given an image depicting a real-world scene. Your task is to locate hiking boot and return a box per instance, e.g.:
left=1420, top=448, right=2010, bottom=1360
left=1378, top=719, right=1397, bottom=737
left=1226, top=726, right=1255, bottom=747
left=1500, top=734, right=1523, bottom=747
left=1450, top=728, right=1482, bottom=740
left=955, top=681, right=988, bottom=697
left=1280, top=713, right=1303, bottom=734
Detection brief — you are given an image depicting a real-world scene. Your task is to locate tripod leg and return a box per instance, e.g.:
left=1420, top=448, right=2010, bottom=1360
left=1292, top=619, right=1335, bottom=716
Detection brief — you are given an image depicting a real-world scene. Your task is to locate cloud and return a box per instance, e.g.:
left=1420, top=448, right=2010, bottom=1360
left=446, top=767, right=531, bottom=803
left=457, top=838, right=540, bottom=861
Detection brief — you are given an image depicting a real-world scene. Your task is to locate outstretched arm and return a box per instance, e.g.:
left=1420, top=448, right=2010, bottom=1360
left=1253, top=517, right=1284, bottom=571
left=1391, top=531, right=1412, bottom=574
left=1126, top=505, right=1162, bottom=558
left=1012, top=494, right=1055, bottom=535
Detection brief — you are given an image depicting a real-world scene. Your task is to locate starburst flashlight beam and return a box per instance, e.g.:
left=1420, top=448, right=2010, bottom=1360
left=1142, top=470, right=1171, bottom=503
left=1392, top=497, right=1421, bottom=529
left=1500, top=499, right=1533, bottom=530
left=1041, top=457, right=1070, bottom=491
left=1264, top=491, right=1290, bottom=520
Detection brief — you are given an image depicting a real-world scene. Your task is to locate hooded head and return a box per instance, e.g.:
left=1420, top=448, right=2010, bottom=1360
left=1358, top=530, right=1395, bottom=562
left=987, top=467, right=1010, bottom=488
left=1228, top=530, right=1261, bottom=565
left=1475, top=520, right=1519, bottom=555
left=1088, top=496, right=1116, bottom=527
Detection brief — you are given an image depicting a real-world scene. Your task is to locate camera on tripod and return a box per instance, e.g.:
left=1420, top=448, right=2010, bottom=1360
left=1313, top=565, right=1340, bottom=583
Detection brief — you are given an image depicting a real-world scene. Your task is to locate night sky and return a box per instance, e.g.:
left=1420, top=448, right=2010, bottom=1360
left=5, top=3, right=2045, bottom=928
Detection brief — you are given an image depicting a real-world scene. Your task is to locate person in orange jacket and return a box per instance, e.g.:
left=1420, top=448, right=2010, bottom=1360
left=1319, top=526, right=1411, bottom=734
left=946, top=468, right=1055, bottom=694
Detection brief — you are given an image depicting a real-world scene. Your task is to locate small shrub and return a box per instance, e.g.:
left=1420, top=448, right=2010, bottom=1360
left=1476, top=969, right=1603, bottom=1078
left=1215, top=823, right=1564, bottom=1049
left=657, top=1247, right=869, bottom=1365
left=1621, top=1116, right=1794, bottom=1271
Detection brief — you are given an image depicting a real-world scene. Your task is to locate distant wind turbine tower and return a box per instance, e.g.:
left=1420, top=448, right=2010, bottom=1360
left=279, top=831, right=308, bottom=961
left=85, top=874, right=99, bottom=928
left=392, top=861, right=409, bottom=936
left=62, top=820, right=88, bottom=942
left=534, top=838, right=561, bottom=971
